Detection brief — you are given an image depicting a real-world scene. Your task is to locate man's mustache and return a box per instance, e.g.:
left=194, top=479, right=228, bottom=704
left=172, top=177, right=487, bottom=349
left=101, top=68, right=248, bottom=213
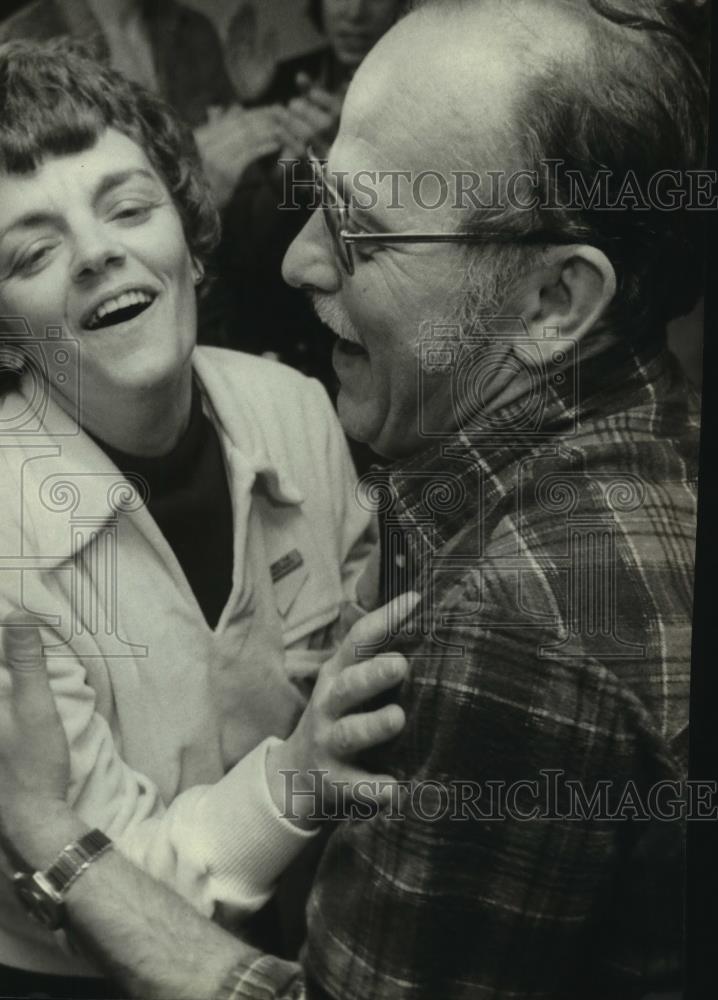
left=310, top=293, right=365, bottom=347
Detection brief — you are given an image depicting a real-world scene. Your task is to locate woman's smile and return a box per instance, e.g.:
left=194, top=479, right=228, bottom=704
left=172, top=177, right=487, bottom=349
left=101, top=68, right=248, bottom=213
left=0, top=128, right=199, bottom=449
left=81, top=285, right=158, bottom=331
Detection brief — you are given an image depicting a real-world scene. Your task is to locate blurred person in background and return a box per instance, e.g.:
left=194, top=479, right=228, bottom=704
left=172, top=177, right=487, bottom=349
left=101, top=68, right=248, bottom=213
left=215, top=0, right=403, bottom=477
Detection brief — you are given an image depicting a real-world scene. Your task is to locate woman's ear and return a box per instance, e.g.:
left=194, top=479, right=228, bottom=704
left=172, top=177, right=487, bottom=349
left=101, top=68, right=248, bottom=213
left=191, top=258, right=205, bottom=286
left=516, top=245, right=617, bottom=343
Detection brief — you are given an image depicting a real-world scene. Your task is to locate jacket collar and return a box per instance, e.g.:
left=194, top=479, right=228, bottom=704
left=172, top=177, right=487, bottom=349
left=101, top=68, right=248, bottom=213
left=5, top=350, right=303, bottom=568
left=192, top=349, right=305, bottom=505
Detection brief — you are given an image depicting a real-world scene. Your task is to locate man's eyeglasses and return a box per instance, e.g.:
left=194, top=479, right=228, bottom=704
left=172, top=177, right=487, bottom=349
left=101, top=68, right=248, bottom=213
left=307, top=149, right=595, bottom=276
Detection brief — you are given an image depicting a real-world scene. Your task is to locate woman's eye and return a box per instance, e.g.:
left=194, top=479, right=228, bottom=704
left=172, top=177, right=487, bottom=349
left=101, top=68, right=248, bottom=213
left=111, top=203, right=153, bottom=222
left=16, top=244, right=55, bottom=276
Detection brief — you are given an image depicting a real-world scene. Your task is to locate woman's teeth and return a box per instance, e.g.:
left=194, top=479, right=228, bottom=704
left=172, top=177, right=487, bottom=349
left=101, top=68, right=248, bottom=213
left=85, top=290, right=155, bottom=330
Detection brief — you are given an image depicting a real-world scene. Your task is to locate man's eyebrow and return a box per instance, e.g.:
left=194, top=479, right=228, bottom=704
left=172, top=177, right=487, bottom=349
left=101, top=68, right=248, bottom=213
left=0, top=169, right=160, bottom=245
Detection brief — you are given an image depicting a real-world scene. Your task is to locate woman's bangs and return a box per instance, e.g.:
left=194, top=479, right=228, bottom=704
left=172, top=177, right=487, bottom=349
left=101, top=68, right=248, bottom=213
left=0, top=102, right=107, bottom=174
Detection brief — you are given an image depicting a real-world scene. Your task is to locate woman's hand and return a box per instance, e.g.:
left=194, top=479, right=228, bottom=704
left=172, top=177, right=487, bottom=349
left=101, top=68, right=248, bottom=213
left=0, top=617, right=70, bottom=867
left=265, top=592, right=420, bottom=828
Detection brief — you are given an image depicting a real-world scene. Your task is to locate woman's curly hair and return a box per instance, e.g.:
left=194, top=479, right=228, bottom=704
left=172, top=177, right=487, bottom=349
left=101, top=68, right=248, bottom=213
left=0, top=37, right=221, bottom=268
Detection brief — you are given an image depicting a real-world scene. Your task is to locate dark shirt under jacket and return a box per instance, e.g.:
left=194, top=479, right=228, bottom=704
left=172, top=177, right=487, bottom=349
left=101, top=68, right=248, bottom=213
left=92, top=383, right=234, bottom=630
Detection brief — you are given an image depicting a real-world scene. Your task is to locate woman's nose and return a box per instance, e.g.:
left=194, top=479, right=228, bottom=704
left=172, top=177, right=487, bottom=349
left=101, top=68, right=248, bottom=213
left=282, top=211, right=342, bottom=294
left=71, top=225, right=126, bottom=282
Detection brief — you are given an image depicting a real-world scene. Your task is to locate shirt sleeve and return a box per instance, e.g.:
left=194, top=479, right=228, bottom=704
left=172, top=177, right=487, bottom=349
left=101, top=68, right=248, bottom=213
left=215, top=953, right=305, bottom=1000
left=0, top=632, right=315, bottom=922
left=301, top=562, right=678, bottom=999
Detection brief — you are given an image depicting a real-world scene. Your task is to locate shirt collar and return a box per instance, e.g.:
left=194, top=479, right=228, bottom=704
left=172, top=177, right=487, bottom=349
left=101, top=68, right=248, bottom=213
left=372, top=333, right=673, bottom=559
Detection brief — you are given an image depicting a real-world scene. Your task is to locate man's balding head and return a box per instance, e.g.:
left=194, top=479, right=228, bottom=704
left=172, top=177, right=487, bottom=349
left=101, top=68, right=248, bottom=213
left=383, top=0, right=709, bottom=332
left=282, top=0, right=707, bottom=457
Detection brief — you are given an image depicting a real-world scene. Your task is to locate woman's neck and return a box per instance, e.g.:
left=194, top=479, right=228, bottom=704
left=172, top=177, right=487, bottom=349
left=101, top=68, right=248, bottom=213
left=78, top=366, right=194, bottom=458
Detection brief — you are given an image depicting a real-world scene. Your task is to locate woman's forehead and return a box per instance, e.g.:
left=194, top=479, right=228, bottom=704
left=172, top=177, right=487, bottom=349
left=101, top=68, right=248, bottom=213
left=0, top=131, right=165, bottom=241
left=0, top=130, right=161, bottom=204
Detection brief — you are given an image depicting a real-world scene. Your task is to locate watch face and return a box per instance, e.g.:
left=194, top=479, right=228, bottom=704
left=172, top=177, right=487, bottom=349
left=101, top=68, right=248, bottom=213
left=13, top=873, right=62, bottom=930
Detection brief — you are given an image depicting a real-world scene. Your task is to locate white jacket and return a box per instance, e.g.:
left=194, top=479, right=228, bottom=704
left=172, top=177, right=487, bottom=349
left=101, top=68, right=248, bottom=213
left=0, top=346, right=375, bottom=975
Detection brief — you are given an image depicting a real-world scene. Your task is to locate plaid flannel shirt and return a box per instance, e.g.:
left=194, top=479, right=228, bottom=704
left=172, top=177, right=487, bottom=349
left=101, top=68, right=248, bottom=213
left=219, top=335, right=699, bottom=1000
left=302, top=336, right=699, bottom=1000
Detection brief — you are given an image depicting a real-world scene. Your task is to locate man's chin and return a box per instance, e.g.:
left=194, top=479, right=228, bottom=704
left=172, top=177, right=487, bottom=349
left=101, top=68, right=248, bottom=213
left=336, top=393, right=414, bottom=461
left=336, top=389, right=380, bottom=452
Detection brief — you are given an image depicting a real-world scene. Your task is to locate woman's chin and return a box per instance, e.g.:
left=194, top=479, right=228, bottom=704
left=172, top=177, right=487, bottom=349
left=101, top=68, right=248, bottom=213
left=82, top=349, right=192, bottom=397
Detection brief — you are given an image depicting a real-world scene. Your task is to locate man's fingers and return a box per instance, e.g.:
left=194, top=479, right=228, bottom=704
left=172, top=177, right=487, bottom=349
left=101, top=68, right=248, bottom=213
left=329, top=704, right=406, bottom=758
left=3, top=618, right=44, bottom=673
left=288, top=97, right=333, bottom=134
left=306, top=86, right=341, bottom=114
left=340, top=591, right=420, bottom=666
left=3, top=619, right=55, bottom=715
left=295, top=71, right=314, bottom=94
left=327, top=655, right=408, bottom=718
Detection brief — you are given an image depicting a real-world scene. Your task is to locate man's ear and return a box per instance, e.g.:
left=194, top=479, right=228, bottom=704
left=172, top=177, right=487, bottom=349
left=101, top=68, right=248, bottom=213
left=512, top=245, right=617, bottom=342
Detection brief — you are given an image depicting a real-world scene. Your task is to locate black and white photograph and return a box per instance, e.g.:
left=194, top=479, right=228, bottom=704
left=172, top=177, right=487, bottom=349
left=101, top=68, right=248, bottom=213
left=0, top=1, right=713, bottom=998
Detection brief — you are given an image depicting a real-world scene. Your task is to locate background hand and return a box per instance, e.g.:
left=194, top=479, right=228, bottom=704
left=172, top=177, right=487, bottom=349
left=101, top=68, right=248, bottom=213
left=194, top=104, right=289, bottom=207
left=278, top=74, right=343, bottom=161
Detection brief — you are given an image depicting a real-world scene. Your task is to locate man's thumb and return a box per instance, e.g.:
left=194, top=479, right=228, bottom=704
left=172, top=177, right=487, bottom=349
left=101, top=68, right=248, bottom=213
left=3, top=616, right=47, bottom=685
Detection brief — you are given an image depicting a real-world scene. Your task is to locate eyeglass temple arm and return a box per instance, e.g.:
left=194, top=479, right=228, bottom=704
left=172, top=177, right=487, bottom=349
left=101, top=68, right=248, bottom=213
left=340, top=231, right=590, bottom=247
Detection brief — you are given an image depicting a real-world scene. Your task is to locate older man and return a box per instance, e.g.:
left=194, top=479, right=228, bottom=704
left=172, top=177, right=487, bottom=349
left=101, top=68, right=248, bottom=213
left=0, top=1, right=706, bottom=998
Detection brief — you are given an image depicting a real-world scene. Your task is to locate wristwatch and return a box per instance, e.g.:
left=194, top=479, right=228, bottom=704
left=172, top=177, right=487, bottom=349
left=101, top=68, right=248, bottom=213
left=13, top=828, right=113, bottom=930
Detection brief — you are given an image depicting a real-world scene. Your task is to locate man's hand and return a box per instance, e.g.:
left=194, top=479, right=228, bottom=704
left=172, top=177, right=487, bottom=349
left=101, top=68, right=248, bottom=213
left=0, top=616, right=70, bottom=867
left=194, top=104, right=290, bottom=208
left=266, top=592, right=419, bottom=827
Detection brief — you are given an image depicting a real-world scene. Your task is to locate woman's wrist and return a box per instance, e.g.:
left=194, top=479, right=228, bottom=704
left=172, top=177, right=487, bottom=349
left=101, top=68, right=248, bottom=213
left=265, top=738, right=318, bottom=832
left=2, top=795, right=88, bottom=872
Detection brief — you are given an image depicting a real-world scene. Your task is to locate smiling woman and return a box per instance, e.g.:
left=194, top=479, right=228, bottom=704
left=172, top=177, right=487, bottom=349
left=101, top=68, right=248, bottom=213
left=0, top=38, right=397, bottom=1000
left=0, top=128, right=201, bottom=455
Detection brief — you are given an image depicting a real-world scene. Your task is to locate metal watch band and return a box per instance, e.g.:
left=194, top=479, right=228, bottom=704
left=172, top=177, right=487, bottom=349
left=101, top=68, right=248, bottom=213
left=43, top=828, right=113, bottom=898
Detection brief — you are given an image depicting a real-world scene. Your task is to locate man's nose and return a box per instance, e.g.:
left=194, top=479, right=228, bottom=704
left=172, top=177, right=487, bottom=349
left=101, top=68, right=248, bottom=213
left=71, top=224, right=126, bottom=283
left=282, top=211, right=342, bottom=294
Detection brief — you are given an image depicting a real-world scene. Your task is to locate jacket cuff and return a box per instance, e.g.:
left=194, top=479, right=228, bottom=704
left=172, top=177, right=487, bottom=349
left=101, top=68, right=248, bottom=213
left=198, top=737, right=318, bottom=911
